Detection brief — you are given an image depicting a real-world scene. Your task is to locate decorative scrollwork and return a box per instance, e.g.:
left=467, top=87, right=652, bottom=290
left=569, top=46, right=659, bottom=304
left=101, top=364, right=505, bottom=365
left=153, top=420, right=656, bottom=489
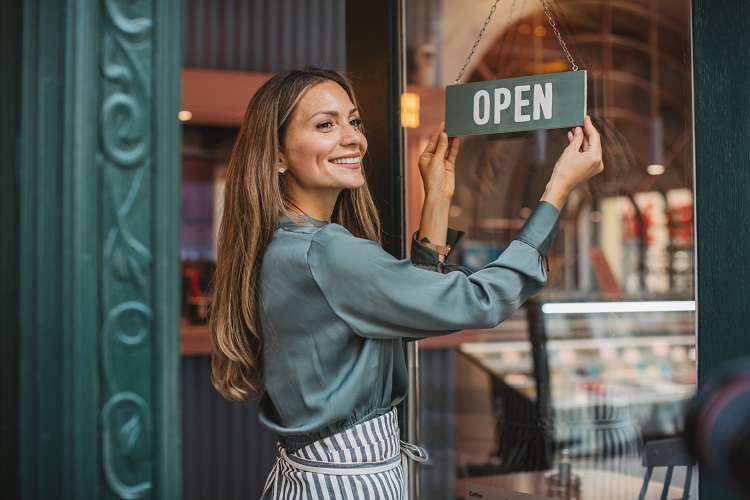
left=106, top=301, right=152, bottom=347
left=104, top=0, right=153, bottom=41
left=104, top=225, right=152, bottom=291
left=102, top=392, right=154, bottom=500
left=99, top=1, right=156, bottom=498
left=101, top=301, right=154, bottom=394
left=101, top=92, right=149, bottom=167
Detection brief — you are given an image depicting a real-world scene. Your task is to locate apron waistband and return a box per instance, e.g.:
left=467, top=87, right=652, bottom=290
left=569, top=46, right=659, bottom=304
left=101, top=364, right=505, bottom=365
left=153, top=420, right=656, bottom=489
left=263, top=409, right=429, bottom=499
left=266, top=441, right=428, bottom=499
left=279, top=445, right=403, bottom=475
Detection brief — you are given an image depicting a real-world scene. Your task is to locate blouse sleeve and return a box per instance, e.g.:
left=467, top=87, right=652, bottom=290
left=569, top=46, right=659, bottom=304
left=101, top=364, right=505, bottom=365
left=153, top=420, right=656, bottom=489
left=306, top=201, right=560, bottom=340
left=410, top=228, right=465, bottom=272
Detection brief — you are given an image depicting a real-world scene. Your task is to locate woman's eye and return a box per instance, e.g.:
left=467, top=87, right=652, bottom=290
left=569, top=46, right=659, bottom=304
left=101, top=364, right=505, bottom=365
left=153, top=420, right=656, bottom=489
left=350, top=118, right=362, bottom=127
left=316, top=121, right=333, bottom=129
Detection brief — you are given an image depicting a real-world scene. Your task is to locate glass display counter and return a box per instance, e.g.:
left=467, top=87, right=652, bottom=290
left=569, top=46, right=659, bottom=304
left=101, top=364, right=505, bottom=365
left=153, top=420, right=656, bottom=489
left=448, top=300, right=695, bottom=491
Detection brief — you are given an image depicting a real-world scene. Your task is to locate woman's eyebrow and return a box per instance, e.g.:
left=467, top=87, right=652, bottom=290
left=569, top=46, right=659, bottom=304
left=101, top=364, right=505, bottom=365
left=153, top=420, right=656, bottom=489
left=308, top=108, right=359, bottom=120
left=309, top=110, right=337, bottom=120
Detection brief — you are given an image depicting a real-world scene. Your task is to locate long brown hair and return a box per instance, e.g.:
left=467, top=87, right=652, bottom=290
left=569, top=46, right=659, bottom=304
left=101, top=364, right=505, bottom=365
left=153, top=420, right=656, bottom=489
left=209, top=67, right=381, bottom=401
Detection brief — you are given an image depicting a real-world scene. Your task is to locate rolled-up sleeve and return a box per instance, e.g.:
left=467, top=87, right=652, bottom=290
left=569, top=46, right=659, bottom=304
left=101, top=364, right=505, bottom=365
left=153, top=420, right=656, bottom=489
left=306, top=201, right=560, bottom=340
left=410, top=228, right=464, bottom=271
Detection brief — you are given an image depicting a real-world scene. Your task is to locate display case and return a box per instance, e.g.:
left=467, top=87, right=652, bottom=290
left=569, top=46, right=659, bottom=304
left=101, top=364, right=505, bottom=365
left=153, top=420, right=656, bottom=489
left=452, top=299, right=695, bottom=479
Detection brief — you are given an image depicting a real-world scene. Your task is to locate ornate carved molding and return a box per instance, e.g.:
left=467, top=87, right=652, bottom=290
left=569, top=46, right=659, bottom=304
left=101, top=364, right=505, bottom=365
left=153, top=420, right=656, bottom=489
left=100, top=1, right=155, bottom=497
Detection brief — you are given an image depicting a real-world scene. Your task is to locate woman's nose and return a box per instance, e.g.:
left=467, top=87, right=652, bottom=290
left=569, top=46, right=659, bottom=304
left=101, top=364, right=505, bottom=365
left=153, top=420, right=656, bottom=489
left=341, top=125, right=364, bottom=147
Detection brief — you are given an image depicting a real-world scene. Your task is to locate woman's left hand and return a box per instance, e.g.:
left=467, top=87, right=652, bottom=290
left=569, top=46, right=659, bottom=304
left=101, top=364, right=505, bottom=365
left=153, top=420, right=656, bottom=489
left=541, top=115, right=604, bottom=210
left=418, top=122, right=460, bottom=200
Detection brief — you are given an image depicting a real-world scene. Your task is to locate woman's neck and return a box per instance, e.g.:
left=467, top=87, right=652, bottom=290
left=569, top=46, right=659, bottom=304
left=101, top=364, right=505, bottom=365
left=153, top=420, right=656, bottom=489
left=284, top=191, right=340, bottom=223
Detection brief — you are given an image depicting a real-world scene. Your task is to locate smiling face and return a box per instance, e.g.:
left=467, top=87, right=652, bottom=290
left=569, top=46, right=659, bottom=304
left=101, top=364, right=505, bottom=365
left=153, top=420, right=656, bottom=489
left=278, top=81, right=368, bottom=221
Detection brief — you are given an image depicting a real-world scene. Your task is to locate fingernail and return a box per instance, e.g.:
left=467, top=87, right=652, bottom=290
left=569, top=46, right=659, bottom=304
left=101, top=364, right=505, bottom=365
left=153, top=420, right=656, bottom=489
left=575, top=127, right=582, bottom=134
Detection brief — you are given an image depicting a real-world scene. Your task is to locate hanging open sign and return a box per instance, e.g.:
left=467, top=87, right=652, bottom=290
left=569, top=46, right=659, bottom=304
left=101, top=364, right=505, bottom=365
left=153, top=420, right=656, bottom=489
left=445, top=70, right=587, bottom=137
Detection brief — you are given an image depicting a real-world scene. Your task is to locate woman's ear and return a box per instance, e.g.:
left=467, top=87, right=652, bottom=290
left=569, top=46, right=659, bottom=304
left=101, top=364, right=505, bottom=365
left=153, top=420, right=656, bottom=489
left=278, top=154, right=287, bottom=174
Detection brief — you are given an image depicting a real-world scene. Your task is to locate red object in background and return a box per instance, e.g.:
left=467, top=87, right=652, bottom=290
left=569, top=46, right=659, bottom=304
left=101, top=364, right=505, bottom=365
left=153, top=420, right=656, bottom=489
left=185, top=268, right=202, bottom=297
left=668, top=204, right=694, bottom=245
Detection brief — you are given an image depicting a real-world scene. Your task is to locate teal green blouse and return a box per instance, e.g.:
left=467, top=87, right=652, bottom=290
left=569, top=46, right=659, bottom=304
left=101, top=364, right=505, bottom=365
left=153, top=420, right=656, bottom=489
left=257, top=201, right=560, bottom=452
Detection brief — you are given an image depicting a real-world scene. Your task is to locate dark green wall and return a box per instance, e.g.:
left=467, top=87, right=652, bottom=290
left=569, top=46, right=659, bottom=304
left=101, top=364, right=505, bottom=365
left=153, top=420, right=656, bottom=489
left=0, top=0, right=22, bottom=497
left=693, top=1, right=750, bottom=499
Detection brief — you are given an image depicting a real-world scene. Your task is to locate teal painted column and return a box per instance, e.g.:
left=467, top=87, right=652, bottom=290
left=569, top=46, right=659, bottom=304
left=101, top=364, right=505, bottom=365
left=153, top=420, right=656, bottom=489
left=10, top=0, right=182, bottom=498
left=693, top=1, right=750, bottom=499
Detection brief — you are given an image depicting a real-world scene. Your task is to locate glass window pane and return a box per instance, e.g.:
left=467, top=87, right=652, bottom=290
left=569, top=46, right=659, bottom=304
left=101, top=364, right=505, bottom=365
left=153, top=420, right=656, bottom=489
left=405, top=1, right=695, bottom=498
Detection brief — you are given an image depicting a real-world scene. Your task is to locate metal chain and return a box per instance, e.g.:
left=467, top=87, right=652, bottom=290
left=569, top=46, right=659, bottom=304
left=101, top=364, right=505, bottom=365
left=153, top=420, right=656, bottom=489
left=492, top=0, right=521, bottom=78
left=539, top=0, right=578, bottom=71
left=455, top=0, right=502, bottom=84
left=549, top=0, right=593, bottom=72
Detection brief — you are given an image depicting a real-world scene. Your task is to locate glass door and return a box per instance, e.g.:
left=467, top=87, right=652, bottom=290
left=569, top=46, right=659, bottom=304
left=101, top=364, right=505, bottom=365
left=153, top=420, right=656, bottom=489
left=404, top=1, right=695, bottom=498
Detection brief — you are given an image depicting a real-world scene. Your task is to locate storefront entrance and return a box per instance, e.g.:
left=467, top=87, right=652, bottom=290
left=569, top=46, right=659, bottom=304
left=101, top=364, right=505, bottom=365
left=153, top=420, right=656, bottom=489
left=2, top=1, right=749, bottom=499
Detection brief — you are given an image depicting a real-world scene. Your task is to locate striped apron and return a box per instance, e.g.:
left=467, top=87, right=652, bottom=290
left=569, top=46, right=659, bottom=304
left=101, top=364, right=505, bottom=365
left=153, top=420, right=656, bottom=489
left=261, top=409, right=428, bottom=499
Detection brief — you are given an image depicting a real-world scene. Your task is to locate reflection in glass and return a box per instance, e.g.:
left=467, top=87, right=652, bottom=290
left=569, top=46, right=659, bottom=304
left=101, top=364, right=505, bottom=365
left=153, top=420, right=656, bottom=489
left=406, top=1, right=695, bottom=498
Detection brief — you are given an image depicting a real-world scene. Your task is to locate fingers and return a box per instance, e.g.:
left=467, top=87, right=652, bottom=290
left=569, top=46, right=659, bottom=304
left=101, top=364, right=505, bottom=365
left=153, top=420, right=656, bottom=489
left=566, top=116, right=600, bottom=152
left=423, top=122, right=445, bottom=155
left=583, top=115, right=601, bottom=152
left=434, top=132, right=449, bottom=159
left=567, top=126, right=584, bottom=151
left=446, top=137, right=459, bottom=165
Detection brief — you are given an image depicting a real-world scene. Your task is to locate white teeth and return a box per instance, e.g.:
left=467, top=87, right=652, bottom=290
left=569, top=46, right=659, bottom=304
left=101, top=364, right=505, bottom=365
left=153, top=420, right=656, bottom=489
left=331, top=157, right=360, bottom=164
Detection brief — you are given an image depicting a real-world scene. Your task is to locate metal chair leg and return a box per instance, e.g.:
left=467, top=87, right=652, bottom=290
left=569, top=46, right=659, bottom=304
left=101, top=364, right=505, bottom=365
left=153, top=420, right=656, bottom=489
left=639, top=466, right=654, bottom=500
left=661, top=466, right=674, bottom=500
left=682, top=465, right=693, bottom=500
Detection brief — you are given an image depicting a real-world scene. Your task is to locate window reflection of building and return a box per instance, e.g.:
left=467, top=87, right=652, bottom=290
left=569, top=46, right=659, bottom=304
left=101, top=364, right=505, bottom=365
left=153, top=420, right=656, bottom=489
left=455, top=0, right=693, bottom=299
left=407, top=0, right=693, bottom=298
left=406, top=1, right=696, bottom=498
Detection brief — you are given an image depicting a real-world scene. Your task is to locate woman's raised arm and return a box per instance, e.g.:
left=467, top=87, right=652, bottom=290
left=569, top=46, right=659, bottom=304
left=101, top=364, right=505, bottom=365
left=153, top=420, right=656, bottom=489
left=416, top=122, right=459, bottom=262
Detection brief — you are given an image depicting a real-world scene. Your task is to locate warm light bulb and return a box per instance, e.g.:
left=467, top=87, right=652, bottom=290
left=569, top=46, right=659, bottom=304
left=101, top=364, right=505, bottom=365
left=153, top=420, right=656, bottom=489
left=400, top=93, right=420, bottom=128
left=178, top=110, right=193, bottom=122
left=647, top=164, right=665, bottom=175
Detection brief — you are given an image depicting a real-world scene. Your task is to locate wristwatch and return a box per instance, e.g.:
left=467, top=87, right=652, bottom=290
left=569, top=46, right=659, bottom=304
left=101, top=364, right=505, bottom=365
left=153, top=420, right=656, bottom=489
left=419, top=238, right=451, bottom=258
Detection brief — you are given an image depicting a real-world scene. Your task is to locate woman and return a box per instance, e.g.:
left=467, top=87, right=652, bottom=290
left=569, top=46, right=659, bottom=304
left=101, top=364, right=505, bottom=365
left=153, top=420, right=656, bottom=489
left=209, top=67, right=603, bottom=499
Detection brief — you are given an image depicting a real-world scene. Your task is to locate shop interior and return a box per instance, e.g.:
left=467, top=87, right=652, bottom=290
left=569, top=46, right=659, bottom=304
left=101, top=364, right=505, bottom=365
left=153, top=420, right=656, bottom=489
left=178, top=0, right=695, bottom=498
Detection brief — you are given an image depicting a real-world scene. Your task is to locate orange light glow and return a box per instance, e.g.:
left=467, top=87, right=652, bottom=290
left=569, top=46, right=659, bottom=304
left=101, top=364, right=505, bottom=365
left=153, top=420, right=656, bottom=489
left=401, top=92, right=420, bottom=128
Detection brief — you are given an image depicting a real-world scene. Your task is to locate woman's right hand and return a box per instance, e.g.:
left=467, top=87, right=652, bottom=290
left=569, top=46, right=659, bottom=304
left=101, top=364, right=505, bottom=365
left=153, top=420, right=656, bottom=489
left=541, top=115, right=604, bottom=210
left=418, top=122, right=460, bottom=201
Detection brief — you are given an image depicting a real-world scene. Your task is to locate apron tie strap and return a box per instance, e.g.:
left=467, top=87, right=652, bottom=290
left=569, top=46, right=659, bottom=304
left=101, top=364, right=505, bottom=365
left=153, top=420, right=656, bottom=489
left=399, top=440, right=429, bottom=462
left=399, top=441, right=429, bottom=500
